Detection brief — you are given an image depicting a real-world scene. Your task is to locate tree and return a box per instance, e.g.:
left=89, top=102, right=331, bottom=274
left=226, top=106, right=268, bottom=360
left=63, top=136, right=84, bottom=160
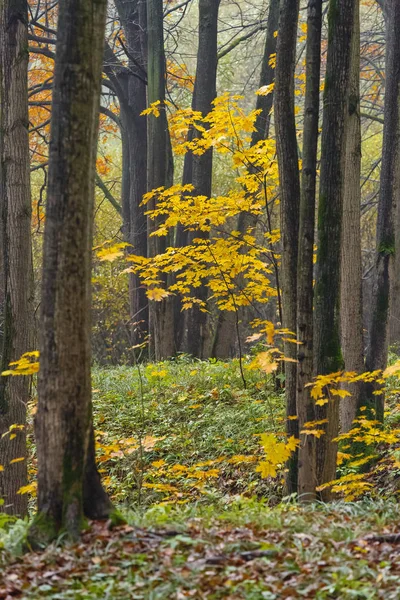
left=0, top=0, right=34, bottom=516
left=340, top=0, right=364, bottom=433
left=113, top=0, right=149, bottom=347
left=147, top=0, right=175, bottom=360
left=274, top=0, right=300, bottom=494
left=313, top=0, right=355, bottom=495
left=29, top=0, right=110, bottom=543
left=211, top=0, right=280, bottom=360
left=297, top=0, right=322, bottom=502
left=179, top=0, right=221, bottom=359
left=365, top=0, right=400, bottom=423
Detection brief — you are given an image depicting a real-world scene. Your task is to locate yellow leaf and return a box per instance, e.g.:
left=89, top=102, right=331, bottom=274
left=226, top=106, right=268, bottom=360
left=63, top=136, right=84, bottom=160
left=147, top=288, right=170, bottom=301
left=256, top=460, right=277, bottom=478
left=17, top=482, right=37, bottom=495
left=246, top=333, right=263, bottom=343
left=10, top=457, right=25, bottom=464
left=331, top=389, right=352, bottom=398
left=286, top=436, right=300, bottom=452
left=255, top=351, right=278, bottom=374
left=300, top=429, right=325, bottom=438
left=315, top=398, right=328, bottom=406
left=96, top=242, right=130, bottom=262
left=256, top=83, right=275, bottom=96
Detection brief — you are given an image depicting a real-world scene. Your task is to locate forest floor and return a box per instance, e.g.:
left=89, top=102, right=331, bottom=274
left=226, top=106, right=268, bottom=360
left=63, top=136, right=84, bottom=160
left=1, top=358, right=400, bottom=598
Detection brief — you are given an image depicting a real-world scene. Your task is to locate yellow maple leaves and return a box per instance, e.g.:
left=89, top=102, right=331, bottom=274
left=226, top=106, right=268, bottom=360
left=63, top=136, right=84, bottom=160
left=2, top=351, right=40, bottom=376
left=256, top=434, right=299, bottom=479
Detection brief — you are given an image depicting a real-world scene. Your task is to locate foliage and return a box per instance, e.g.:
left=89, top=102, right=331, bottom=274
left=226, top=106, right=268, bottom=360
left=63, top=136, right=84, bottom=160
left=2, top=500, right=400, bottom=598
left=98, top=94, right=280, bottom=313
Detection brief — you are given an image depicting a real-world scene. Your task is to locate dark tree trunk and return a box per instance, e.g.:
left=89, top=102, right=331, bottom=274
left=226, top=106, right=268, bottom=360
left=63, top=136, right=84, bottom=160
left=115, top=0, right=149, bottom=347
left=212, top=0, right=280, bottom=359
left=0, top=0, right=33, bottom=516
left=178, top=0, right=221, bottom=358
left=297, top=0, right=322, bottom=502
left=340, top=1, right=364, bottom=433
left=365, top=0, right=400, bottom=423
left=274, top=0, right=300, bottom=495
left=313, top=0, right=355, bottom=496
left=29, top=0, right=110, bottom=545
left=147, top=0, right=175, bottom=360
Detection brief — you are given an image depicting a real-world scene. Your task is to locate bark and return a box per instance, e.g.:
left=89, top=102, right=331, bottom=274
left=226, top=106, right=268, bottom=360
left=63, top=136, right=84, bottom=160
left=212, top=0, right=280, bottom=360
left=114, top=0, right=149, bottom=347
left=313, top=0, right=355, bottom=497
left=179, top=0, right=221, bottom=358
left=147, top=0, right=175, bottom=360
left=365, top=0, right=400, bottom=423
left=340, top=2, right=364, bottom=433
left=297, top=0, right=322, bottom=502
left=0, top=0, right=33, bottom=516
left=274, top=0, right=300, bottom=495
left=30, top=0, right=110, bottom=544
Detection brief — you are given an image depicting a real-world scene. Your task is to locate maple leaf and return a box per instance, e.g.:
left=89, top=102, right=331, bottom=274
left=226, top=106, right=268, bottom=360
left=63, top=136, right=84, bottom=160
left=147, top=288, right=170, bottom=301
left=256, top=460, right=277, bottom=478
left=256, top=351, right=278, bottom=374
left=97, top=243, right=130, bottom=262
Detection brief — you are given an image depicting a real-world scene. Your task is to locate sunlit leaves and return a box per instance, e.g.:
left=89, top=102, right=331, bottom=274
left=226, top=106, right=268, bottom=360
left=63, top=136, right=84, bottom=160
left=96, top=242, right=131, bottom=262
left=1, top=352, right=40, bottom=376
left=256, top=434, right=299, bottom=479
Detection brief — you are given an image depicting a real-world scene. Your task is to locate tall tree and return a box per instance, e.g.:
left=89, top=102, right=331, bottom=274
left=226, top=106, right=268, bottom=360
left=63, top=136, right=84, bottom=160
left=211, top=0, right=280, bottom=360
left=114, top=0, right=149, bottom=346
left=274, top=0, right=300, bottom=494
left=29, top=0, right=110, bottom=543
left=313, top=0, right=355, bottom=495
left=340, top=0, right=364, bottom=433
left=0, top=0, right=33, bottom=516
left=147, top=0, right=175, bottom=360
left=365, top=0, right=400, bottom=423
left=297, top=0, right=322, bottom=502
left=179, top=0, right=221, bottom=358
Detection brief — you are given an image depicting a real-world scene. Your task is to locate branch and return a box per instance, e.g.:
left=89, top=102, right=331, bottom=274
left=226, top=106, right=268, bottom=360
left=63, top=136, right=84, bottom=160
left=95, top=174, right=122, bottom=214
left=29, top=45, right=55, bottom=59
left=164, top=0, right=192, bottom=18
left=218, top=24, right=267, bottom=61
left=28, top=33, right=56, bottom=45
left=360, top=111, right=384, bottom=125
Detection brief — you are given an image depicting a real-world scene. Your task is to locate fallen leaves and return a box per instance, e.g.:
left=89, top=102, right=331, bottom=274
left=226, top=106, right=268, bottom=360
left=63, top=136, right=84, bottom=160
left=2, top=508, right=400, bottom=599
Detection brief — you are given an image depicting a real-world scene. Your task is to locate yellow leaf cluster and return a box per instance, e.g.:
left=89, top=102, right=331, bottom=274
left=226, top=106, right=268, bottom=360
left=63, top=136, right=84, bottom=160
left=256, top=434, right=299, bottom=479
left=2, top=351, right=40, bottom=377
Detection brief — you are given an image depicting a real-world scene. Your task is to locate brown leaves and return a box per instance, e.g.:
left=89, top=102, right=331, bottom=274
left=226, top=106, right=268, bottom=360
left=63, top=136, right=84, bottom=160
left=2, top=512, right=400, bottom=599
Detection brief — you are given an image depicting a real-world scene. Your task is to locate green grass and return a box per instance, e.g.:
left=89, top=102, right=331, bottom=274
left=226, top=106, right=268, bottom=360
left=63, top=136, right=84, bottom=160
left=2, top=499, right=400, bottom=599
left=90, top=357, right=285, bottom=506
left=2, top=359, right=400, bottom=598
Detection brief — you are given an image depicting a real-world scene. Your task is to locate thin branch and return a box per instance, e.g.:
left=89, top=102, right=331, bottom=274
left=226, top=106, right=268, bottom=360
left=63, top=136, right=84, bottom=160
left=95, top=173, right=122, bottom=215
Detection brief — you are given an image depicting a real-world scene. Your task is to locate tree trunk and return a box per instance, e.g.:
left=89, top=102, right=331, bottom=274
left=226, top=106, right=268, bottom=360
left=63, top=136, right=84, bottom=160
left=297, top=0, right=322, bottom=502
left=0, top=0, right=33, bottom=516
left=313, top=0, right=355, bottom=497
left=29, top=0, right=110, bottom=545
left=212, top=0, right=280, bottom=360
left=365, top=0, right=400, bottom=423
left=147, top=0, right=175, bottom=360
left=274, top=0, right=300, bottom=495
left=340, top=1, right=364, bottom=433
left=115, top=0, right=149, bottom=347
left=179, top=0, right=220, bottom=358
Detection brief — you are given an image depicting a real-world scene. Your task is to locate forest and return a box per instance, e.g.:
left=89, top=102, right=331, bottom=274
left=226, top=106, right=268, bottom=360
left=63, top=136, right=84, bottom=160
left=1, top=0, right=400, bottom=597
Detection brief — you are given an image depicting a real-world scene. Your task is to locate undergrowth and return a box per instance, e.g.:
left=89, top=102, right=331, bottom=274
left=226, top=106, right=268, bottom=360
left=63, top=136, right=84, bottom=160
left=91, top=356, right=284, bottom=507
